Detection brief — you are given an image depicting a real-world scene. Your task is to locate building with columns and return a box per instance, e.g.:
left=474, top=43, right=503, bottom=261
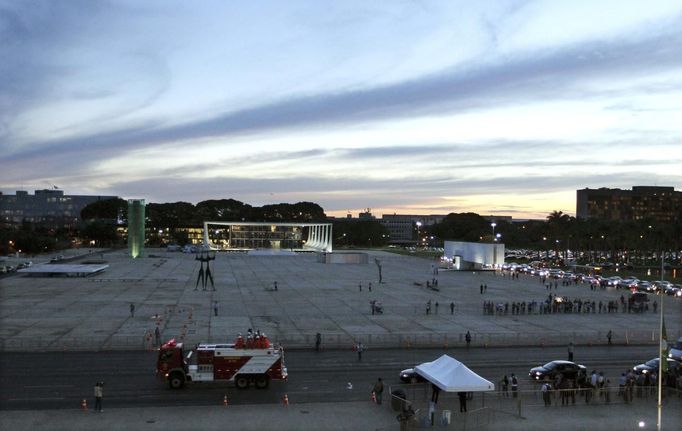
left=202, top=221, right=332, bottom=252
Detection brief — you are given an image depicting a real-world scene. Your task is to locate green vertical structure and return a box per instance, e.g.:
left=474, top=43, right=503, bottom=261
left=128, top=199, right=145, bottom=258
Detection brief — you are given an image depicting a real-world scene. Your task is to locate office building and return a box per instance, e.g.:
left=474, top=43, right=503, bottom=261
left=0, top=189, right=119, bottom=229
left=576, top=186, right=681, bottom=222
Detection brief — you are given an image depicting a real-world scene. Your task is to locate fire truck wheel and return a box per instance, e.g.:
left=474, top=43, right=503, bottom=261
left=235, top=375, right=250, bottom=389
left=255, top=375, right=270, bottom=389
left=169, top=372, right=185, bottom=389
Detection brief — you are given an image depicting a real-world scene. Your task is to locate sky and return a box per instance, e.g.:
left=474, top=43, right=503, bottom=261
left=1, top=0, right=681, bottom=219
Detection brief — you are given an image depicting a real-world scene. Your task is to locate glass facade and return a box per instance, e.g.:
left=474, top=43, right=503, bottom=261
left=128, top=199, right=146, bottom=258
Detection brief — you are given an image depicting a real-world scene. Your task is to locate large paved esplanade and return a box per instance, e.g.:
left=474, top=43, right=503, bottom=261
left=0, top=248, right=679, bottom=351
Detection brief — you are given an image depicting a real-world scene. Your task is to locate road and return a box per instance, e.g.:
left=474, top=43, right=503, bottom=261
left=0, top=345, right=657, bottom=410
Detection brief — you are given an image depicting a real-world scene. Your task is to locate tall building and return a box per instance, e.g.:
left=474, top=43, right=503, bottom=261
left=576, top=186, right=682, bottom=222
left=128, top=199, right=146, bottom=258
left=0, top=189, right=119, bottom=229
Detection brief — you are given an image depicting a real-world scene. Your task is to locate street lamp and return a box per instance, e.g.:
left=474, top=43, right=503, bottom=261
left=416, top=221, right=422, bottom=247
left=491, top=222, right=497, bottom=242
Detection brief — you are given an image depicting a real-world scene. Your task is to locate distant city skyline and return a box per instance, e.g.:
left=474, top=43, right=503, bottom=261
left=2, top=1, right=681, bottom=219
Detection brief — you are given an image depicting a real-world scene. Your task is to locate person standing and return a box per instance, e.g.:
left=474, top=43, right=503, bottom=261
left=465, top=331, right=471, bottom=347
left=450, top=302, right=455, bottom=315
left=129, top=303, right=135, bottom=317
left=274, top=281, right=278, bottom=291
left=214, top=301, right=219, bottom=316
left=357, top=342, right=364, bottom=361
left=154, top=326, right=161, bottom=347
left=568, top=342, right=574, bottom=361
left=373, top=378, right=384, bottom=405
left=435, top=302, right=439, bottom=314
left=501, top=375, right=509, bottom=397
left=541, top=382, right=551, bottom=406
left=94, top=382, right=103, bottom=412
left=511, top=374, right=518, bottom=398
left=315, top=332, right=321, bottom=352
left=607, top=330, right=612, bottom=345
left=359, top=283, right=362, bottom=292
left=368, top=282, right=372, bottom=292
left=458, top=391, right=467, bottom=412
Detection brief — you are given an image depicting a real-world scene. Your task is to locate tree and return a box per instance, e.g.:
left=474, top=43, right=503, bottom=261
left=80, top=198, right=128, bottom=222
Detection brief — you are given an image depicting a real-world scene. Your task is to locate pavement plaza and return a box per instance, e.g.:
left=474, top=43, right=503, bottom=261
left=1, top=248, right=679, bottom=351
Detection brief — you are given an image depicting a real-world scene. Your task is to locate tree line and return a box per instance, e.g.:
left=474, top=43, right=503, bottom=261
left=3, top=198, right=680, bottom=265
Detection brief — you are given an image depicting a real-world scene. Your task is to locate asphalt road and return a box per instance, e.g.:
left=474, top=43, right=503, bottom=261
left=0, top=345, right=657, bottom=410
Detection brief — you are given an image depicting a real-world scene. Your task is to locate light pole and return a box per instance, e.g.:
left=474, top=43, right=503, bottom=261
left=491, top=222, right=497, bottom=242
left=416, top=221, right=422, bottom=247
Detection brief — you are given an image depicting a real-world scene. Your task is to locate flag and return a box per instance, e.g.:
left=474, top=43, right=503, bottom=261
left=661, top=317, right=668, bottom=373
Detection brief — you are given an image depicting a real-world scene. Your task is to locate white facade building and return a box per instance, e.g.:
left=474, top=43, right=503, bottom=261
left=443, top=241, right=504, bottom=270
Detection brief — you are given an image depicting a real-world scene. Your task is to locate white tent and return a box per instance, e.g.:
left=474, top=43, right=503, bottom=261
left=415, top=354, right=495, bottom=392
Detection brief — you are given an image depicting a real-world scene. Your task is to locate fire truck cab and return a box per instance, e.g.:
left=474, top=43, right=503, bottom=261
left=156, top=338, right=287, bottom=389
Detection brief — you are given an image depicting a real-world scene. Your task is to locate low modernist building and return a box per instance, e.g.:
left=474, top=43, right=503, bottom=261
left=443, top=241, right=505, bottom=270
left=203, top=221, right=332, bottom=252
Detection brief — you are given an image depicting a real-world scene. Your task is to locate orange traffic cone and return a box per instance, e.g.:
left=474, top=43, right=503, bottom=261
left=81, top=399, right=88, bottom=411
left=283, top=394, right=289, bottom=406
left=223, top=394, right=228, bottom=406
left=371, top=391, right=377, bottom=403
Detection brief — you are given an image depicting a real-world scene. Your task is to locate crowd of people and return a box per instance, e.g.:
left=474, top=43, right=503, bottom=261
left=233, top=329, right=271, bottom=349
left=482, top=293, right=656, bottom=316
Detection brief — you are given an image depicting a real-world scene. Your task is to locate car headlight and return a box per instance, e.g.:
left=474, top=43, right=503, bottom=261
left=535, top=372, right=541, bottom=375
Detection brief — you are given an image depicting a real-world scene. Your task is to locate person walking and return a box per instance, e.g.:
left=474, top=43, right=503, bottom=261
left=465, top=331, right=471, bottom=347
left=368, top=282, right=372, bottom=292
left=373, top=378, right=384, bottom=405
left=458, top=391, right=467, bottom=412
left=315, top=332, right=321, bottom=352
left=568, top=342, right=574, bottom=361
left=274, top=281, right=278, bottom=291
left=129, top=303, right=135, bottom=317
left=511, top=374, right=518, bottom=398
left=214, top=301, right=219, bottom=316
left=94, top=382, right=103, bottom=412
left=359, top=283, right=362, bottom=292
left=356, top=342, right=364, bottom=361
left=450, top=302, right=455, bottom=315
left=435, top=302, right=439, bottom=314
left=607, top=330, right=612, bottom=345
left=154, top=326, right=161, bottom=347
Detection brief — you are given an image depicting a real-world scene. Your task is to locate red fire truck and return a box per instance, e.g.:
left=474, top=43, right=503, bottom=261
left=156, top=338, right=287, bottom=389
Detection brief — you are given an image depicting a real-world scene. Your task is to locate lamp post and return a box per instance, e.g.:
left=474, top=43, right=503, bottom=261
left=491, top=222, right=497, bottom=242
left=416, top=221, right=422, bottom=247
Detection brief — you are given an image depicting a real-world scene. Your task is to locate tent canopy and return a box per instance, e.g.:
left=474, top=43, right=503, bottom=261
left=415, top=354, right=495, bottom=392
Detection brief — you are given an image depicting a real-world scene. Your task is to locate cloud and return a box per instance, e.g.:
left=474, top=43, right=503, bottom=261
left=3, top=16, right=682, bottom=165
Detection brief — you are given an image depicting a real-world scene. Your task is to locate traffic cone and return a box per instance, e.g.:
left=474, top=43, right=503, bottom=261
left=371, top=391, right=377, bottom=403
left=282, top=394, right=289, bottom=406
left=223, top=394, right=228, bottom=406
left=81, top=399, right=87, bottom=411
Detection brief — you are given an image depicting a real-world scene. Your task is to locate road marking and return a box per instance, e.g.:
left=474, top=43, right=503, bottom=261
left=24, top=385, right=74, bottom=389
left=8, top=397, right=66, bottom=401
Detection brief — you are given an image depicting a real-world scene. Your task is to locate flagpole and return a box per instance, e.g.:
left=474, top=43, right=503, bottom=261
left=657, top=253, right=664, bottom=431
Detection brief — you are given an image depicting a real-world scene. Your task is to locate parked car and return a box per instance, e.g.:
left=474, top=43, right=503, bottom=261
left=529, top=360, right=587, bottom=382
left=399, top=368, right=426, bottom=384
left=632, top=357, right=681, bottom=375
left=669, top=337, right=682, bottom=362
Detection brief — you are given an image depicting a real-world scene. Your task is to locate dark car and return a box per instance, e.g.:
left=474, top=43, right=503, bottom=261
left=632, top=358, right=681, bottom=375
left=399, top=368, right=426, bottom=384
left=529, top=360, right=587, bottom=382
